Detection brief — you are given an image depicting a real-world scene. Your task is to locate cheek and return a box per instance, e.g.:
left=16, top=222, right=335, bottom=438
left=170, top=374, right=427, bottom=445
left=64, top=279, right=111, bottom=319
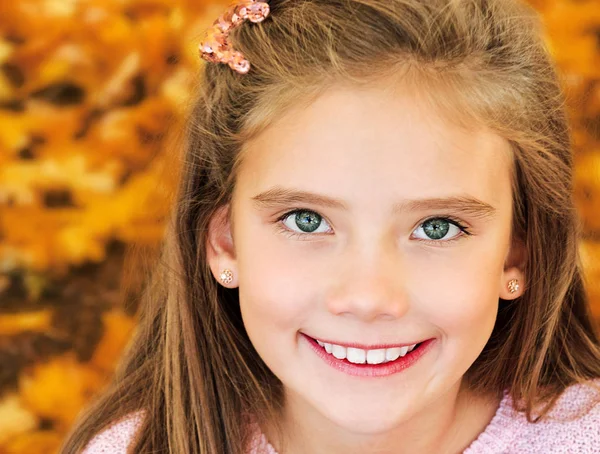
left=405, top=252, right=502, bottom=391
left=425, top=283, right=499, bottom=337
left=411, top=247, right=502, bottom=372
left=235, top=219, right=318, bottom=340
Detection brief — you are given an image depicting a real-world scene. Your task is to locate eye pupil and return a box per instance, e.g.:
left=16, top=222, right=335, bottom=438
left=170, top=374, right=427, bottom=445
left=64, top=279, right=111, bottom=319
left=423, top=219, right=450, bottom=240
left=295, top=210, right=321, bottom=233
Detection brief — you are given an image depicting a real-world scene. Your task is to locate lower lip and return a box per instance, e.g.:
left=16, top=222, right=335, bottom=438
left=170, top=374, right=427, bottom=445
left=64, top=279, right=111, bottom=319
left=302, top=334, right=436, bottom=377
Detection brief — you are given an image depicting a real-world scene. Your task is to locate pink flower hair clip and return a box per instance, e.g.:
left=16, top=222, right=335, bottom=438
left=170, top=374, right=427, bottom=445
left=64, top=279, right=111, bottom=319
left=199, top=0, right=270, bottom=74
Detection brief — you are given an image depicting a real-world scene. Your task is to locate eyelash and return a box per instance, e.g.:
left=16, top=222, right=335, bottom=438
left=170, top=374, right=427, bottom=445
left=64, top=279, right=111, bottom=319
left=275, top=209, right=472, bottom=246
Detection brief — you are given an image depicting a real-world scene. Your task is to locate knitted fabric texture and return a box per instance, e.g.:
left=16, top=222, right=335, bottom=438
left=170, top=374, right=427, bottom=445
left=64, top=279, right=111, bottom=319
left=81, top=379, right=600, bottom=454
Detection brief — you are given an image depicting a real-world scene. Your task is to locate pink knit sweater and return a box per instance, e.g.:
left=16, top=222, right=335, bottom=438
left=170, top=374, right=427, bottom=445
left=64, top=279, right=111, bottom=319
left=81, top=379, right=600, bottom=453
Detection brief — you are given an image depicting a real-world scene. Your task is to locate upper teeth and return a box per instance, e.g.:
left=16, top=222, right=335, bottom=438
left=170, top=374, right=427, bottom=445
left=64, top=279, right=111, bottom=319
left=316, top=340, right=417, bottom=364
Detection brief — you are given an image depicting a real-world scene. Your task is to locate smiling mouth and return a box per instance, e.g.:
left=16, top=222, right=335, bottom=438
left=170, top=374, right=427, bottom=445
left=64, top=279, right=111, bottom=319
left=311, top=338, right=424, bottom=365
left=302, top=334, right=436, bottom=377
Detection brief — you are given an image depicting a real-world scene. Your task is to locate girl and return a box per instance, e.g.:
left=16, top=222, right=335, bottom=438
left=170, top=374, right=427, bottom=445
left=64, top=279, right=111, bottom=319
left=62, top=0, right=600, bottom=453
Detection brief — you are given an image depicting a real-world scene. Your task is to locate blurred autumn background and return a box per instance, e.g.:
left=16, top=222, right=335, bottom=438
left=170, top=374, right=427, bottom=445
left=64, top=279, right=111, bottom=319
left=0, top=0, right=599, bottom=452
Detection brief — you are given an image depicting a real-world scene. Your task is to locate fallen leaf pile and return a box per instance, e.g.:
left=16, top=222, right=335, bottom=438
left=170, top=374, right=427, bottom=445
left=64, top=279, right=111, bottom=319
left=0, top=0, right=598, bottom=452
left=540, top=1, right=600, bottom=310
left=0, top=0, right=225, bottom=451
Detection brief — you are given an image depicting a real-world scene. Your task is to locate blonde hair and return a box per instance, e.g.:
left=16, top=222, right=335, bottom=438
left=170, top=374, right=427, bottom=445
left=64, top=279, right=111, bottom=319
left=62, top=1, right=600, bottom=453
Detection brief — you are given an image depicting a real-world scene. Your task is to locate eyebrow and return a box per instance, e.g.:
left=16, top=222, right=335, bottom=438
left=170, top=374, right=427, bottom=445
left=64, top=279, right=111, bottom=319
left=251, top=187, right=497, bottom=219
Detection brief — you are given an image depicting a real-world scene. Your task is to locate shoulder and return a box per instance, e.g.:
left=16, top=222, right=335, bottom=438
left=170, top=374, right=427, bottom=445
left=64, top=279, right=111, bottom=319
left=81, top=411, right=145, bottom=454
left=520, top=379, right=600, bottom=453
left=465, top=379, right=600, bottom=454
left=509, top=379, right=600, bottom=453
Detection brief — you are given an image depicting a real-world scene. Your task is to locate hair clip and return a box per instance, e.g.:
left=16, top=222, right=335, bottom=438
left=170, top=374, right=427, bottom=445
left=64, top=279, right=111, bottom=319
left=199, top=0, right=270, bottom=74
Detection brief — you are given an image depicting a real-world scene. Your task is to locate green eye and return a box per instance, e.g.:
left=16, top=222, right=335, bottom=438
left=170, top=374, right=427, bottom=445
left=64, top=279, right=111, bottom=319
left=278, top=211, right=468, bottom=242
left=294, top=210, right=321, bottom=232
left=413, top=217, right=467, bottom=242
left=422, top=218, right=450, bottom=240
left=281, top=210, right=331, bottom=234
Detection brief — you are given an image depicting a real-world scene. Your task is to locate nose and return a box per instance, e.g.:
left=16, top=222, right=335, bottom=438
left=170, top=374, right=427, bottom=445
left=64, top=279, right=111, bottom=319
left=325, top=245, right=410, bottom=322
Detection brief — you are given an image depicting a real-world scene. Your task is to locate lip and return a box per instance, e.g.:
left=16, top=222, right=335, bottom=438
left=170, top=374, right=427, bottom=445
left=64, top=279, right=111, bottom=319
left=302, top=333, right=436, bottom=378
left=306, top=335, right=428, bottom=350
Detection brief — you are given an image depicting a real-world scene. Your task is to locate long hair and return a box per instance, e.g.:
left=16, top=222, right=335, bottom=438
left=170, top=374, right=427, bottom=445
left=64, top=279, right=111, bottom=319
left=61, top=1, right=600, bottom=452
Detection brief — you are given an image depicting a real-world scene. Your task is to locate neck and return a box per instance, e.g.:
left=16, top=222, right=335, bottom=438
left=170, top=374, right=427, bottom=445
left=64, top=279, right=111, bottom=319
left=265, top=380, right=501, bottom=454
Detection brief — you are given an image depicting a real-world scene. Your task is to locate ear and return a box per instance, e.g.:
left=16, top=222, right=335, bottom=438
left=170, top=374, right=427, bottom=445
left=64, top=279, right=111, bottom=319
left=206, top=204, right=239, bottom=288
left=499, top=236, right=526, bottom=300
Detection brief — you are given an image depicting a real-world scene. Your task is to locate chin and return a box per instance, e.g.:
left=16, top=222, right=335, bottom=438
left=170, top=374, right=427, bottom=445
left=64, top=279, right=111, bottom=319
left=320, top=406, right=407, bottom=435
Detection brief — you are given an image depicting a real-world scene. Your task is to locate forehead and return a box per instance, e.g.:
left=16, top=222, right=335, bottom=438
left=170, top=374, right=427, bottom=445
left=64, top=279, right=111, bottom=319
left=236, top=84, right=513, bottom=209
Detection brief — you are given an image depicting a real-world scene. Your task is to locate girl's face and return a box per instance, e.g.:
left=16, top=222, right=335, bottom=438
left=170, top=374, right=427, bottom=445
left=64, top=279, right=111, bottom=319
left=208, top=83, right=524, bottom=443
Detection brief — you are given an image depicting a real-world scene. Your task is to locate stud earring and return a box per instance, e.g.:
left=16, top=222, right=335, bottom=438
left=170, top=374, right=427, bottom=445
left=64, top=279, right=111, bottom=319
left=507, top=278, right=520, bottom=294
left=220, top=269, right=234, bottom=285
